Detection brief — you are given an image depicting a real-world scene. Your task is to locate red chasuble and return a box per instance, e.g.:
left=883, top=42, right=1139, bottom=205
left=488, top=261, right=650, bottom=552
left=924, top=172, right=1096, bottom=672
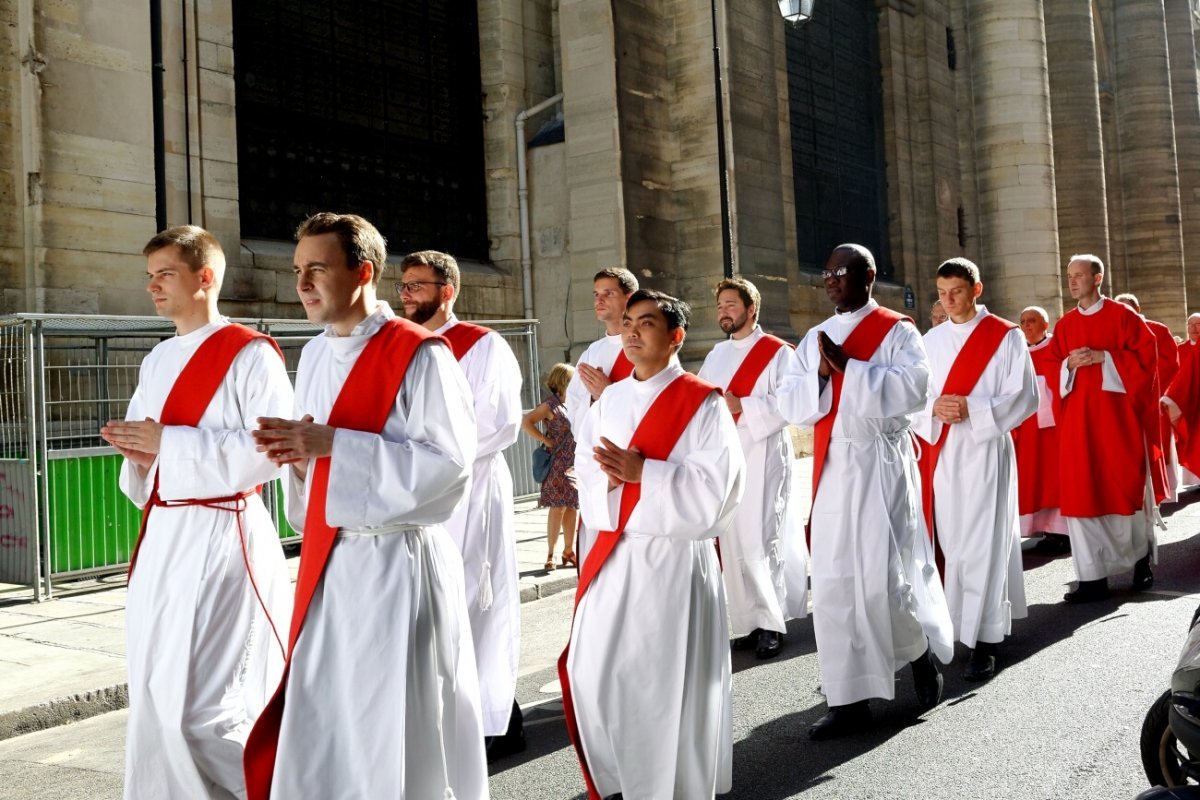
left=1167, top=347, right=1200, bottom=475
left=809, top=308, right=909, bottom=543
left=127, top=324, right=282, bottom=576
left=441, top=320, right=491, bottom=361
left=918, top=313, right=1017, bottom=540
left=556, top=372, right=717, bottom=800
left=725, top=334, right=789, bottom=424
left=1147, top=318, right=1180, bottom=498
left=243, top=318, right=440, bottom=800
left=1048, top=300, right=1161, bottom=516
left=1011, top=339, right=1062, bottom=518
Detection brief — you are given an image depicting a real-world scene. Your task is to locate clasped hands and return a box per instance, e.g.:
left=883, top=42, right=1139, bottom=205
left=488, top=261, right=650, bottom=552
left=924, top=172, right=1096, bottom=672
left=1066, top=347, right=1105, bottom=370
left=252, top=416, right=335, bottom=479
left=593, top=436, right=643, bottom=490
left=816, top=331, right=849, bottom=379
left=933, top=395, right=970, bottom=425
left=100, top=418, right=163, bottom=470
left=577, top=363, right=612, bottom=401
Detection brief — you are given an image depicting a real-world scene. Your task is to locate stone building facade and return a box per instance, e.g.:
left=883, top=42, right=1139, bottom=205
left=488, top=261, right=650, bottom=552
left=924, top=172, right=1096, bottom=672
left=1, top=0, right=1198, bottom=375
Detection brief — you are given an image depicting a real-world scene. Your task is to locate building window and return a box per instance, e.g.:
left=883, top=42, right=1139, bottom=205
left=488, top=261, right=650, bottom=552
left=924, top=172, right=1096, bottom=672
left=785, top=1, right=891, bottom=277
left=232, top=0, right=489, bottom=260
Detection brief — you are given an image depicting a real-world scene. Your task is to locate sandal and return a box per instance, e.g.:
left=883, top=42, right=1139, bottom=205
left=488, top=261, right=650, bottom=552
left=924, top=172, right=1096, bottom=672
left=544, top=558, right=557, bottom=571
left=561, top=551, right=578, bottom=568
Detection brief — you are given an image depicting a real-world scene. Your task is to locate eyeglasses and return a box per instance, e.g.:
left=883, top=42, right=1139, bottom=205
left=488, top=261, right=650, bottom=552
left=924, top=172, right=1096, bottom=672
left=395, top=280, right=446, bottom=295
left=820, top=267, right=850, bottom=280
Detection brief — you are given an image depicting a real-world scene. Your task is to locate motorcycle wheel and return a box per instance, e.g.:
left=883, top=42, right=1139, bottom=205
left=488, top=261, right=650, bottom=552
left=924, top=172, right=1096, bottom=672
left=1142, top=689, right=1199, bottom=787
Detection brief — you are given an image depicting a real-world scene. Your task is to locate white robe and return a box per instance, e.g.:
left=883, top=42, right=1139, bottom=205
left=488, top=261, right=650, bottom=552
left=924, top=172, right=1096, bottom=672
left=698, top=325, right=808, bottom=636
left=272, top=304, right=488, bottom=800
left=779, top=301, right=954, bottom=708
left=437, top=314, right=524, bottom=736
left=121, top=320, right=294, bottom=800
left=565, top=331, right=626, bottom=566
left=568, top=361, right=744, bottom=800
left=1059, top=298, right=1157, bottom=581
left=914, top=306, right=1038, bottom=648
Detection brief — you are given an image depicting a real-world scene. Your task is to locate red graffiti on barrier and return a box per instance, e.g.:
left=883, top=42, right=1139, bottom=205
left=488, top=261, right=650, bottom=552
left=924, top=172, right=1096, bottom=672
left=0, top=534, right=28, bottom=549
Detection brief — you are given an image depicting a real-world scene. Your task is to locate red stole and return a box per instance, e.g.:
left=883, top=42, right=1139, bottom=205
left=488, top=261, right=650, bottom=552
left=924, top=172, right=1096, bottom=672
left=127, top=324, right=282, bottom=576
left=243, top=318, right=439, bottom=800
left=556, top=372, right=717, bottom=800
left=919, top=313, right=1017, bottom=540
left=609, top=350, right=634, bottom=382
left=441, top=320, right=490, bottom=361
left=809, top=308, right=909, bottom=543
left=726, top=334, right=788, bottom=424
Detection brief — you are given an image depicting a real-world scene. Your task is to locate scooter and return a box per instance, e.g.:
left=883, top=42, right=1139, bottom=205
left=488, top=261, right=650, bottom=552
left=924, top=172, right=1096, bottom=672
left=1136, top=604, right=1200, bottom=799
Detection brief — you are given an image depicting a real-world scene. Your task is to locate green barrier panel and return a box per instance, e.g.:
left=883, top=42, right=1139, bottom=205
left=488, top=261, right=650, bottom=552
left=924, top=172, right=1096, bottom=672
left=47, top=454, right=140, bottom=574
left=47, top=455, right=297, bottom=575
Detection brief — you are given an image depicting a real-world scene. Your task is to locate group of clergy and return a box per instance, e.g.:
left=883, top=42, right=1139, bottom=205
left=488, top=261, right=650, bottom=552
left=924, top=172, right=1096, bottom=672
left=104, top=212, right=1189, bottom=800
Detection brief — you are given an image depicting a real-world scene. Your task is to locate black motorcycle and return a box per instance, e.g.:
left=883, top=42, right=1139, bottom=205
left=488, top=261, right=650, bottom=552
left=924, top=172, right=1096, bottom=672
left=1136, top=604, right=1200, bottom=799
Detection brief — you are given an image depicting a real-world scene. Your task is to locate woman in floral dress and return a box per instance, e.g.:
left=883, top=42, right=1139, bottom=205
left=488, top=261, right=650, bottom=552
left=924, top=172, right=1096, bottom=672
left=521, top=363, right=579, bottom=570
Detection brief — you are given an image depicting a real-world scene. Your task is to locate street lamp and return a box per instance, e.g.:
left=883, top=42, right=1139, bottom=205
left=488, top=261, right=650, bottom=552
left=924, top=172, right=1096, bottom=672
left=778, top=0, right=815, bottom=23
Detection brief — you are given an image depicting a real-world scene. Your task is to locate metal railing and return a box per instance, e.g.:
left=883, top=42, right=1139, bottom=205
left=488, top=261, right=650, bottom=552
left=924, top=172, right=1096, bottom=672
left=0, top=313, right=539, bottom=601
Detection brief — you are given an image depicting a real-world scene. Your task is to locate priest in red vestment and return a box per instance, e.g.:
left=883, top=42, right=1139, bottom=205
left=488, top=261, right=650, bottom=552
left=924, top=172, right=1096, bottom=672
left=1049, top=256, right=1159, bottom=603
left=1011, top=306, right=1067, bottom=549
left=1116, top=293, right=1180, bottom=503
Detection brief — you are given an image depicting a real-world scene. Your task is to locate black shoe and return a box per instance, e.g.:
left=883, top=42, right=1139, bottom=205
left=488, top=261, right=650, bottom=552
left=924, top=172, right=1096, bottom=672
left=808, top=701, right=872, bottom=740
left=963, top=643, right=996, bottom=683
left=1132, top=555, right=1154, bottom=591
left=1037, top=534, right=1072, bottom=555
left=755, top=629, right=783, bottom=660
left=485, top=702, right=527, bottom=764
left=911, top=646, right=943, bottom=710
left=732, top=629, right=760, bottom=651
left=1063, top=578, right=1110, bottom=604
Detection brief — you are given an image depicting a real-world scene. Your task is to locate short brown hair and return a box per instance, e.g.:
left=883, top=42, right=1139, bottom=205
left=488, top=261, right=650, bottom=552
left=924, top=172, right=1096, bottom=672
left=1070, top=253, right=1105, bottom=276
left=593, top=267, right=638, bottom=295
left=715, top=277, right=761, bottom=320
left=546, top=362, right=574, bottom=397
left=1114, top=293, right=1140, bottom=311
left=937, top=257, right=981, bottom=285
left=142, top=225, right=225, bottom=272
left=401, top=250, right=461, bottom=294
left=295, top=212, right=388, bottom=286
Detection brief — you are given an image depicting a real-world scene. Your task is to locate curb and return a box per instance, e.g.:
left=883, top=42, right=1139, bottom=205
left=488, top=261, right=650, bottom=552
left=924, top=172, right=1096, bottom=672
left=0, top=684, right=129, bottom=742
left=519, top=573, right=578, bottom=604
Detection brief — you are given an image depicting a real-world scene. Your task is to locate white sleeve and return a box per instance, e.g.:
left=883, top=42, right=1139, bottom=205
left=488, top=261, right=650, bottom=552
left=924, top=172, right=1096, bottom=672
left=156, top=340, right=292, bottom=500
left=738, top=345, right=797, bottom=443
left=118, top=361, right=155, bottom=508
left=777, top=331, right=832, bottom=428
left=838, top=322, right=930, bottom=419
left=465, top=333, right=524, bottom=459
left=963, top=329, right=1040, bottom=442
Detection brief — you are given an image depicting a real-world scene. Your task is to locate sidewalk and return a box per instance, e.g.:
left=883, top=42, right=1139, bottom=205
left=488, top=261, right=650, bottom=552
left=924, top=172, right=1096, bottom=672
left=0, top=497, right=580, bottom=741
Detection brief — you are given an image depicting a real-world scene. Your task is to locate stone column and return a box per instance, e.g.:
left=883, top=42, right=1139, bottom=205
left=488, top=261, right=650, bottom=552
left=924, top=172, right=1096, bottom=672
left=558, top=0, right=627, bottom=355
left=1044, top=0, right=1109, bottom=303
left=1165, top=0, right=1200, bottom=319
left=1111, top=0, right=1187, bottom=323
left=965, top=1, right=1061, bottom=319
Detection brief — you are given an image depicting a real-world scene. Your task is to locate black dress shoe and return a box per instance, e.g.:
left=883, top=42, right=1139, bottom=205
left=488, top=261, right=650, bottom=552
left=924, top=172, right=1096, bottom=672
left=963, top=642, right=996, bottom=683
left=1037, top=534, right=1072, bottom=555
left=808, top=700, right=872, bottom=741
left=910, top=646, right=943, bottom=710
left=485, top=702, right=527, bottom=764
left=732, top=629, right=760, bottom=651
left=1132, top=555, right=1154, bottom=591
left=755, top=629, right=783, bottom=660
left=1063, top=577, right=1110, bottom=604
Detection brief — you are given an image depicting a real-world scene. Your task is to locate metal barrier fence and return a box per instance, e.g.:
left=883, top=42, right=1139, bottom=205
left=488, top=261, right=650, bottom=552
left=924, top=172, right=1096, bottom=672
left=0, top=313, right=540, bottom=601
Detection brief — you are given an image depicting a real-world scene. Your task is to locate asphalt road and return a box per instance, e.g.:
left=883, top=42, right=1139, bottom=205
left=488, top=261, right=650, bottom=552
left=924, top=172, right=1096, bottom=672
left=3, top=497, right=1199, bottom=800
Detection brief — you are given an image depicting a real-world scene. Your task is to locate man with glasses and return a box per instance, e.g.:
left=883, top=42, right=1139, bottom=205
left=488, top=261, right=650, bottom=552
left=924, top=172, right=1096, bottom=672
left=564, top=267, right=639, bottom=564
left=398, top=250, right=527, bottom=762
left=779, top=244, right=952, bottom=739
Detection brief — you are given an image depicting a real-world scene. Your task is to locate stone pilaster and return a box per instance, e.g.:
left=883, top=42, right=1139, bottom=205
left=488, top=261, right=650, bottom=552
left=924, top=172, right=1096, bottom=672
left=1166, top=0, right=1200, bottom=320
left=1044, top=0, right=1109, bottom=308
left=1110, top=0, right=1187, bottom=323
left=965, top=0, right=1061, bottom=319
